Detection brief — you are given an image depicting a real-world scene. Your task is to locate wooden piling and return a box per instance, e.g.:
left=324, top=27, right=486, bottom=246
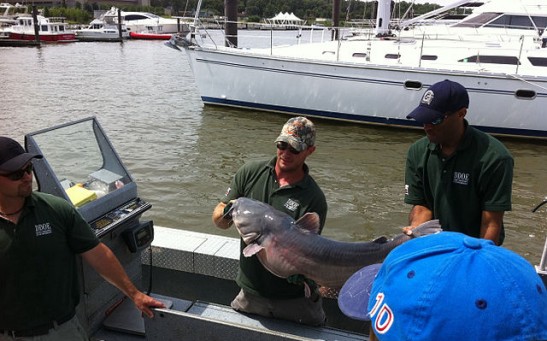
left=118, top=9, right=123, bottom=41
left=224, top=0, right=237, bottom=47
left=332, top=0, right=340, bottom=40
left=32, top=5, right=40, bottom=43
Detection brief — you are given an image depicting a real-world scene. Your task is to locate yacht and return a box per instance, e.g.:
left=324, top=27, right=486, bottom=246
left=179, top=0, right=547, bottom=139
left=5, top=14, right=76, bottom=42
left=75, top=7, right=129, bottom=42
left=122, top=10, right=189, bottom=34
left=0, top=2, right=26, bottom=38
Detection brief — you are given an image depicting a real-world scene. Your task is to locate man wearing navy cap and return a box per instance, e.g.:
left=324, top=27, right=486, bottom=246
left=403, top=79, right=513, bottom=245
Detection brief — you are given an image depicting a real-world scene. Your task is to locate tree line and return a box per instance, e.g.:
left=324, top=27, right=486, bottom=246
left=42, top=1, right=444, bottom=25
left=165, top=0, right=443, bottom=21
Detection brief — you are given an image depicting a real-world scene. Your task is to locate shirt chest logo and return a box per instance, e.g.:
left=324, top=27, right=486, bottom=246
left=284, top=199, right=300, bottom=212
left=453, top=172, right=470, bottom=186
left=35, top=223, right=52, bottom=237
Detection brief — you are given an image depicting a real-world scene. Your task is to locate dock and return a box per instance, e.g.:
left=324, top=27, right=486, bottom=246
left=0, top=38, right=40, bottom=47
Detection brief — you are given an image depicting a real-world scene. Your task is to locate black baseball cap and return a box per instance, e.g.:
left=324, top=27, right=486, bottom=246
left=0, top=137, right=42, bottom=175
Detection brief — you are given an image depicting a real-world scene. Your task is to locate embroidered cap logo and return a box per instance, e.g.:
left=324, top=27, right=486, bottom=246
left=369, top=293, right=394, bottom=334
left=421, top=90, right=434, bottom=105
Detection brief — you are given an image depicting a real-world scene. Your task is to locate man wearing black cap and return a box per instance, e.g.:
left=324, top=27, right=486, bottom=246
left=212, top=117, right=328, bottom=326
left=403, top=79, right=514, bottom=245
left=0, top=136, right=164, bottom=340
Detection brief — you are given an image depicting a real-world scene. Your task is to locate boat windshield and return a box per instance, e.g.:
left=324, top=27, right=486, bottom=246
left=1, top=4, right=27, bottom=16
left=454, top=12, right=547, bottom=30
left=26, top=117, right=133, bottom=209
left=124, top=13, right=159, bottom=20
left=454, top=12, right=503, bottom=28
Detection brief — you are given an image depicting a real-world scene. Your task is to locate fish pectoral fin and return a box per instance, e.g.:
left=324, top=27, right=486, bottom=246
left=411, top=219, right=442, bottom=237
left=295, top=212, right=321, bottom=234
left=372, top=236, right=388, bottom=244
left=242, top=243, right=264, bottom=257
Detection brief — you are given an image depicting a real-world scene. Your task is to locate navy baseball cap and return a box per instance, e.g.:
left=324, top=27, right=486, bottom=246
left=0, top=136, right=42, bottom=175
left=338, top=232, right=547, bottom=340
left=407, top=79, right=469, bottom=124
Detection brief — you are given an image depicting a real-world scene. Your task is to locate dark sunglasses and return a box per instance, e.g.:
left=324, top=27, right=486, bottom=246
left=3, top=164, right=33, bottom=181
left=429, top=114, right=449, bottom=126
left=276, top=141, right=301, bottom=155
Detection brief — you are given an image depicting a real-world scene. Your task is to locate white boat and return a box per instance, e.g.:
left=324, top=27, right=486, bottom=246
left=122, top=10, right=189, bottom=34
left=0, top=2, right=27, bottom=38
left=5, top=14, right=76, bottom=43
left=75, top=8, right=190, bottom=40
left=0, top=2, right=26, bottom=20
left=180, top=0, right=547, bottom=139
left=75, top=7, right=129, bottom=42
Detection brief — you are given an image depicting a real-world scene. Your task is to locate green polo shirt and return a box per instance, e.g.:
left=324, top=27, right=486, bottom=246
left=404, top=123, right=513, bottom=244
left=0, top=192, right=99, bottom=330
left=222, top=157, right=327, bottom=299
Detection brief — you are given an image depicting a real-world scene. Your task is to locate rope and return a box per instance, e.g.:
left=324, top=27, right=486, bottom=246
left=506, top=73, right=547, bottom=91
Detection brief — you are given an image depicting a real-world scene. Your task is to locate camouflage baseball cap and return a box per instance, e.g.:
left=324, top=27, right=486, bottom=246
left=275, top=116, right=316, bottom=152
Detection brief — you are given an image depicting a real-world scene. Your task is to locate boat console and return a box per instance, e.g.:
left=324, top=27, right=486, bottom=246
left=25, top=117, right=153, bottom=335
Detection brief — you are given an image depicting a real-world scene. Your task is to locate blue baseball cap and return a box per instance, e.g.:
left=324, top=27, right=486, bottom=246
left=338, top=232, right=547, bottom=340
left=407, top=80, right=469, bottom=124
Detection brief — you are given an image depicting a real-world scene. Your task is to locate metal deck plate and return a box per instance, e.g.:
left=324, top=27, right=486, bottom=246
left=103, top=296, right=175, bottom=336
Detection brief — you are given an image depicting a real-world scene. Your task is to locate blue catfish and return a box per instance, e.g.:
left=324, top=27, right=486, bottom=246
left=230, top=197, right=442, bottom=290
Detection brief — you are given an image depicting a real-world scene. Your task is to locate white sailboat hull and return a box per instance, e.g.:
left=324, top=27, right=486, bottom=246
left=185, top=45, right=547, bottom=138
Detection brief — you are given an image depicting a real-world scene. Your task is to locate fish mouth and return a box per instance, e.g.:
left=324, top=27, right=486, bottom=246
left=235, top=228, right=260, bottom=245
left=230, top=198, right=267, bottom=245
left=231, top=207, right=260, bottom=244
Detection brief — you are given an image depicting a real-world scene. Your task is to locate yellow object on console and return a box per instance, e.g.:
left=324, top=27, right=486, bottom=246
left=65, top=185, right=97, bottom=207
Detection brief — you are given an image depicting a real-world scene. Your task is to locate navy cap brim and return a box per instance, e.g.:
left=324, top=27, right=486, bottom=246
left=337, top=263, right=382, bottom=321
left=0, top=153, right=42, bottom=175
left=407, top=104, right=444, bottom=124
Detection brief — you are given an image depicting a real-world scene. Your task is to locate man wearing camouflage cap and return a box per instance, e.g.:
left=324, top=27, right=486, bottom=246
left=212, top=116, right=328, bottom=326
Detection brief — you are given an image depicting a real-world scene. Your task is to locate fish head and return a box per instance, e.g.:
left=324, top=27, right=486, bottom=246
left=231, top=197, right=292, bottom=245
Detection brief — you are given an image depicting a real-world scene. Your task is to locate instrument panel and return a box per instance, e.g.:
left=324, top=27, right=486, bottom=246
left=90, top=197, right=151, bottom=237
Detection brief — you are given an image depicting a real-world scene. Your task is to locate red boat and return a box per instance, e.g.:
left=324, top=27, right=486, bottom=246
left=129, top=31, right=172, bottom=40
left=6, top=15, right=77, bottom=43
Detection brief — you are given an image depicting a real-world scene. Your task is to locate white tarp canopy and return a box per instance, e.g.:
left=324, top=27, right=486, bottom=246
left=266, top=12, right=304, bottom=26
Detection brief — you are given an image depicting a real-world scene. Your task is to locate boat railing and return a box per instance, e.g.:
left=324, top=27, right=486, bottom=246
left=533, top=197, right=547, bottom=277
left=186, top=18, right=545, bottom=77
left=406, top=23, right=545, bottom=44
left=47, top=16, right=67, bottom=23
left=189, top=17, right=544, bottom=49
left=190, top=19, right=357, bottom=49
